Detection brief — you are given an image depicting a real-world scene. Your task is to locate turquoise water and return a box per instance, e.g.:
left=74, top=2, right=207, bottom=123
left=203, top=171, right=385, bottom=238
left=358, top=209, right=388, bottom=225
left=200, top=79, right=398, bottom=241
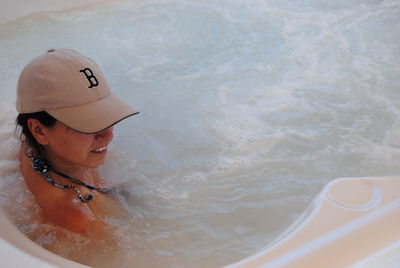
left=0, top=0, right=399, bottom=267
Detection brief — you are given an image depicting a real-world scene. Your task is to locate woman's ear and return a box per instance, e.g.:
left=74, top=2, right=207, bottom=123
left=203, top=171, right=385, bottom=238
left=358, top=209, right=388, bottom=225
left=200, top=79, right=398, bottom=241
left=27, top=119, right=51, bottom=145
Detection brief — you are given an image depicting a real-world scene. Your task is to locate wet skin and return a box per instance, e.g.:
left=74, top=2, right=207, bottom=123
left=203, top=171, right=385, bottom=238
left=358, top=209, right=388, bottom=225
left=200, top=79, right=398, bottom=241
left=19, top=120, right=125, bottom=233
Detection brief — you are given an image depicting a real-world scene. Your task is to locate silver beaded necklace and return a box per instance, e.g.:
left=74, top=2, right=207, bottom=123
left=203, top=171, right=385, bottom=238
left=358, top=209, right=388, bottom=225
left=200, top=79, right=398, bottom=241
left=32, top=158, right=112, bottom=202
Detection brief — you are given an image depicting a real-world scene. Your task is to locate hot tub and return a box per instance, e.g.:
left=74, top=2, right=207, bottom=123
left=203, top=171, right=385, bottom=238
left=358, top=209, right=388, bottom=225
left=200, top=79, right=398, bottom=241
left=1, top=0, right=399, bottom=267
left=1, top=176, right=399, bottom=267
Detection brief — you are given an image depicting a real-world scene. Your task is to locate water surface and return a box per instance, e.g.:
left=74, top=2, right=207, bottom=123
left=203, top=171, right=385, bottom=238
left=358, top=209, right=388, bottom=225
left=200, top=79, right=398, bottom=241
left=0, top=0, right=399, bottom=267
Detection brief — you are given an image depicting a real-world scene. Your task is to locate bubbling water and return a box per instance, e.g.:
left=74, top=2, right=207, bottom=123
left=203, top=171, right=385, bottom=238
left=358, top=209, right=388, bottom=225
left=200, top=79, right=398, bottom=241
left=1, top=0, right=400, bottom=267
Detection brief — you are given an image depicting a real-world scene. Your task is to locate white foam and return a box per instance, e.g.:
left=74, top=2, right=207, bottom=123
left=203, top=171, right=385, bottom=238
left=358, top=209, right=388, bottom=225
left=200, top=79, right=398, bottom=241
left=1, top=0, right=399, bottom=267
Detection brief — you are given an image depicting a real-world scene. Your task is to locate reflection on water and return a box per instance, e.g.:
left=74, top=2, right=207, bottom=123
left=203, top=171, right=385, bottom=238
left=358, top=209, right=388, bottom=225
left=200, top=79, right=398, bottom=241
left=0, top=0, right=400, bottom=267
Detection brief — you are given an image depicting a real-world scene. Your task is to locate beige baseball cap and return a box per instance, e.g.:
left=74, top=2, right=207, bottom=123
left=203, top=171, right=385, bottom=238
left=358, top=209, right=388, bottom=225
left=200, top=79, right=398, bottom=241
left=16, top=48, right=139, bottom=133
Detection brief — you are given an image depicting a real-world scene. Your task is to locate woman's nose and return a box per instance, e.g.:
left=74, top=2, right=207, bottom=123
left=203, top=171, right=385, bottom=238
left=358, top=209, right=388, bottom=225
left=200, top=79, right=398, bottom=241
left=96, top=127, right=114, bottom=142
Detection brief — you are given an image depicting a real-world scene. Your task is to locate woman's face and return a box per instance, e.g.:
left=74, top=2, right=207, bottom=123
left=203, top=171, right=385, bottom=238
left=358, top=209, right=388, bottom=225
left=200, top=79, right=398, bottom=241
left=44, top=121, right=114, bottom=169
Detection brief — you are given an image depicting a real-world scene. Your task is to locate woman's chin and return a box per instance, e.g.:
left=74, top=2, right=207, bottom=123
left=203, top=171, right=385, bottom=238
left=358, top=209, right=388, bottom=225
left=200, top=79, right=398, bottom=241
left=87, top=154, right=107, bottom=168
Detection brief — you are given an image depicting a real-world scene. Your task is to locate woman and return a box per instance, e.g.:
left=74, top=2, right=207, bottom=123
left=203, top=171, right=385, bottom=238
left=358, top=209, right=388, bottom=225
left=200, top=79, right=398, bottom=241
left=16, top=48, right=139, bottom=234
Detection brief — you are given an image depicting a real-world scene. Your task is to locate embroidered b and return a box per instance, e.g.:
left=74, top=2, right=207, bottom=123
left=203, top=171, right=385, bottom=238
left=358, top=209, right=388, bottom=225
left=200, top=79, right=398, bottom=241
left=80, top=68, right=99, bottom=88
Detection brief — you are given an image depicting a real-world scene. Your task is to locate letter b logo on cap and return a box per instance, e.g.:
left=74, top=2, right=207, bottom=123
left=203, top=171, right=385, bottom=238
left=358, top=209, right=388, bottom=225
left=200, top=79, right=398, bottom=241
left=80, top=68, right=99, bottom=88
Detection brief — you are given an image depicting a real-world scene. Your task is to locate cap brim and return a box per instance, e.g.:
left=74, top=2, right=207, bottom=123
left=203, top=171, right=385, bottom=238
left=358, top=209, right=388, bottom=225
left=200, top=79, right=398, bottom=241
left=47, top=93, right=139, bottom=133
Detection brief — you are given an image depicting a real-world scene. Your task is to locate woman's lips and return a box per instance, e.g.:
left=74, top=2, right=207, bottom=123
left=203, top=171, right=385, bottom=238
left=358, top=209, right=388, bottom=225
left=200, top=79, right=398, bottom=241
left=91, top=146, right=107, bottom=153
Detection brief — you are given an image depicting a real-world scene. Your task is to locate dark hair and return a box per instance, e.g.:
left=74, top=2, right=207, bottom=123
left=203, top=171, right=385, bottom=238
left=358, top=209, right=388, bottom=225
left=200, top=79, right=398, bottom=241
left=16, top=112, right=57, bottom=159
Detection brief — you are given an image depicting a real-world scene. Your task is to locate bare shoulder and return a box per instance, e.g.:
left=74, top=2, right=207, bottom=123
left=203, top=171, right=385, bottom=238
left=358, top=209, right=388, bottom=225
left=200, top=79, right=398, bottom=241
left=19, top=143, right=97, bottom=233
